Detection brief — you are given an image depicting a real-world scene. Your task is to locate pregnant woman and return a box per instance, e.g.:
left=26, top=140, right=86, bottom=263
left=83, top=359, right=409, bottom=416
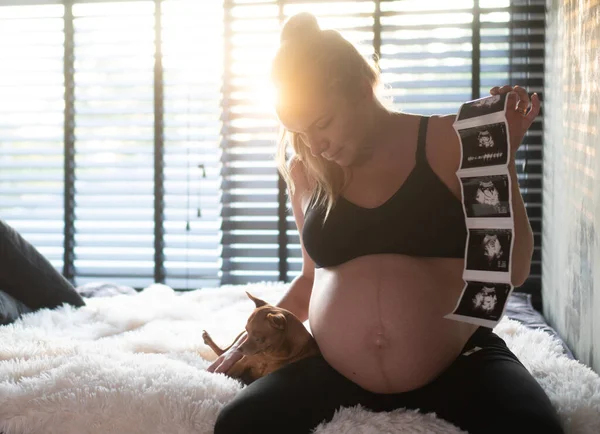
left=209, top=12, right=563, bottom=434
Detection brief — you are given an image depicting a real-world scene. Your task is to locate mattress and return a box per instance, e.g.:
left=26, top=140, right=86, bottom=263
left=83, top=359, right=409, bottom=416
left=505, top=291, right=575, bottom=360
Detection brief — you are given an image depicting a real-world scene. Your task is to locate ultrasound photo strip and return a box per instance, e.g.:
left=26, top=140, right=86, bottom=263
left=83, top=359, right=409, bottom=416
left=445, top=94, right=516, bottom=328
left=455, top=122, right=510, bottom=170
left=445, top=230, right=516, bottom=327
left=460, top=172, right=512, bottom=219
left=446, top=281, right=513, bottom=327
left=465, top=227, right=514, bottom=281
left=456, top=93, right=508, bottom=122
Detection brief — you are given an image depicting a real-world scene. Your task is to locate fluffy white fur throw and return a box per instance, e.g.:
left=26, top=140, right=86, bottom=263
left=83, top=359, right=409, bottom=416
left=0, top=282, right=598, bottom=434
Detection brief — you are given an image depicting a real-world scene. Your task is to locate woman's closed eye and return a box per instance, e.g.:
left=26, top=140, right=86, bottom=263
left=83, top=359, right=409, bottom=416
left=316, top=117, right=333, bottom=130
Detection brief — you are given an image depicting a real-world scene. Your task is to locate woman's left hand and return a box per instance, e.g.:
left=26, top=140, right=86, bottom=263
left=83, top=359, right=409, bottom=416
left=489, top=85, right=540, bottom=160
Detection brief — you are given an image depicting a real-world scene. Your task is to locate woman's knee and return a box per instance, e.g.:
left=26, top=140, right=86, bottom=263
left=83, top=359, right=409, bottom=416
left=213, top=355, right=353, bottom=434
left=510, top=406, right=565, bottom=434
left=213, top=402, right=246, bottom=434
left=489, top=411, right=564, bottom=434
left=213, top=375, right=292, bottom=434
left=213, top=395, right=264, bottom=434
left=214, top=390, right=302, bottom=434
left=463, top=402, right=564, bottom=434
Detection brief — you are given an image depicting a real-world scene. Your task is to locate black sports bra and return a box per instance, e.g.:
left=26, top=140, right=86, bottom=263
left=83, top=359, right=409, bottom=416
left=302, top=116, right=467, bottom=269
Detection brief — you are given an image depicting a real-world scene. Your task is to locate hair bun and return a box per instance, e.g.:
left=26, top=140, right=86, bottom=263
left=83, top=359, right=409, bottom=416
left=280, top=12, right=321, bottom=43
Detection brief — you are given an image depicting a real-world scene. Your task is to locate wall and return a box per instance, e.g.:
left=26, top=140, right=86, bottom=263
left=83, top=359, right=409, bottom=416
left=543, top=0, right=600, bottom=372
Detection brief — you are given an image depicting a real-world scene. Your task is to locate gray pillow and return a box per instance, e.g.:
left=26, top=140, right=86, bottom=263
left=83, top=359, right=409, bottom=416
left=0, top=219, right=85, bottom=311
left=0, top=289, right=32, bottom=325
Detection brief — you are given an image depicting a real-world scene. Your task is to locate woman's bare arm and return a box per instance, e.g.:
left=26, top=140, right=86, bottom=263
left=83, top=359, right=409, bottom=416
left=276, top=157, right=315, bottom=322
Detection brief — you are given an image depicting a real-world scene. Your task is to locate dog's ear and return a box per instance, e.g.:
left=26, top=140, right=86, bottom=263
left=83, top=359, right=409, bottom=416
left=246, top=291, right=268, bottom=308
left=266, top=312, right=286, bottom=330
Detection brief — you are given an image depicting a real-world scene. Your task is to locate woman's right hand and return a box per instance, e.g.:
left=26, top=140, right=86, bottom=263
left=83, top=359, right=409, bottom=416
left=206, top=332, right=247, bottom=374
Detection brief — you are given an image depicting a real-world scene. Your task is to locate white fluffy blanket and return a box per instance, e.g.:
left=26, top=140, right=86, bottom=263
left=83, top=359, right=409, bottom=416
left=0, top=282, right=599, bottom=434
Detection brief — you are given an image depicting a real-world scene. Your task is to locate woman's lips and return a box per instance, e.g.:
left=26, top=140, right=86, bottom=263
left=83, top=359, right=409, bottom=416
left=323, top=147, right=341, bottom=160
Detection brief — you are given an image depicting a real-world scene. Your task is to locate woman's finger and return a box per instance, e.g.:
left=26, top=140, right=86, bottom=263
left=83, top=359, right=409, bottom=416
left=506, top=91, right=519, bottom=115
left=512, top=85, right=530, bottom=111
left=207, top=355, right=224, bottom=373
left=525, top=93, right=541, bottom=125
left=218, top=352, right=243, bottom=374
left=209, top=361, right=225, bottom=374
left=207, top=349, right=244, bottom=374
left=490, top=86, right=500, bottom=94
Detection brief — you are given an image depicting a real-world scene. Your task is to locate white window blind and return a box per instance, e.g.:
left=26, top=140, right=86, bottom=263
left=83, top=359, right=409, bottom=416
left=72, top=1, right=156, bottom=288
left=0, top=0, right=544, bottom=295
left=162, top=0, right=223, bottom=289
left=0, top=3, right=66, bottom=270
left=221, top=0, right=282, bottom=284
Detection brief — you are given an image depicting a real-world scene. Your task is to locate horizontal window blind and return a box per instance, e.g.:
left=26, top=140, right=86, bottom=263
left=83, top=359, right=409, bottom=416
left=221, top=0, right=282, bottom=284
left=380, top=1, right=475, bottom=114
left=379, top=1, right=518, bottom=112
left=72, top=1, right=156, bottom=288
left=0, top=0, right=544, bottom=295
left=0, top=3, right=66, bottom=270
left=162, top=0, right=223, bottom=289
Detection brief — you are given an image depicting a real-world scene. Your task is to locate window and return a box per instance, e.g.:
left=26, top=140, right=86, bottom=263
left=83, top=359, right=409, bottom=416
left=72, top=1, right=156, bottom=288
left=0, top=0, right=544, bottom=295
left=0, top=3, right=66, bottom=270
left=162, top=0, right=223, bottom=289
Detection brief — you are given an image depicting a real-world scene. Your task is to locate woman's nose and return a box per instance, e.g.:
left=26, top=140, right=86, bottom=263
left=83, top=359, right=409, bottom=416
left=305, top=132, right=329, bottom=156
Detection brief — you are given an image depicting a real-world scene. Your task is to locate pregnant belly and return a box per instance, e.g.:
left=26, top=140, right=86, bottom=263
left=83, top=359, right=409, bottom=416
left=308, top=254, right=478, bottom=394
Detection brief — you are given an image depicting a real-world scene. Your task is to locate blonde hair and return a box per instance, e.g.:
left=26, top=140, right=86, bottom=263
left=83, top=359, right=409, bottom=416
left=271, top=12, right=383, bottom=219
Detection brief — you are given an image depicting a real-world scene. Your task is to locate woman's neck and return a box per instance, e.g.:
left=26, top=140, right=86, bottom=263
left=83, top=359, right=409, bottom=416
left=349, top=104, right=412, bottom=170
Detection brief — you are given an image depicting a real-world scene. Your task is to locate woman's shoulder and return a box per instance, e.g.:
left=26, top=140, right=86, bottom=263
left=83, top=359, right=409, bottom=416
left=427, top=114, right=460, bottom=159
left=425, top=114, right=461, bottom=172
left=427, top=113, right=457, bottom=136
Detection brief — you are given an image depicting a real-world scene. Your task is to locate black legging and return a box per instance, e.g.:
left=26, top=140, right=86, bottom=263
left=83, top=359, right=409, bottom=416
left=213, top=327, right=564, bottom=434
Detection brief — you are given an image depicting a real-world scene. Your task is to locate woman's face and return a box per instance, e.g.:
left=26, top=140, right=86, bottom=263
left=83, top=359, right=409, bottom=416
left=276, top=89, right=373, bottom=167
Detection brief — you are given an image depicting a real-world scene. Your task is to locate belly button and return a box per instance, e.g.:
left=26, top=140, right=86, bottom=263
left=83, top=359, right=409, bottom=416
left=374, top=331, right=388, bottom=349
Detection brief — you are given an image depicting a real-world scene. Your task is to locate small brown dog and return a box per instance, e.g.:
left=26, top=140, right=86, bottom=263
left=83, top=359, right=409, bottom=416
left=202, top=291, right=320, bottom=384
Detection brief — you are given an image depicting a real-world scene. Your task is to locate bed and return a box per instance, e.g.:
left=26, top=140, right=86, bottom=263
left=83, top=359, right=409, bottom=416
left=0, top=281, right=599, bottom=434
left=0, top=220, right=598, bottom=433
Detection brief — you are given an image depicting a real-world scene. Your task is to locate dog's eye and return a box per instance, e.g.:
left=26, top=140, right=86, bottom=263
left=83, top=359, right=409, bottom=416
left=255, top=336, right=265, bottom=343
